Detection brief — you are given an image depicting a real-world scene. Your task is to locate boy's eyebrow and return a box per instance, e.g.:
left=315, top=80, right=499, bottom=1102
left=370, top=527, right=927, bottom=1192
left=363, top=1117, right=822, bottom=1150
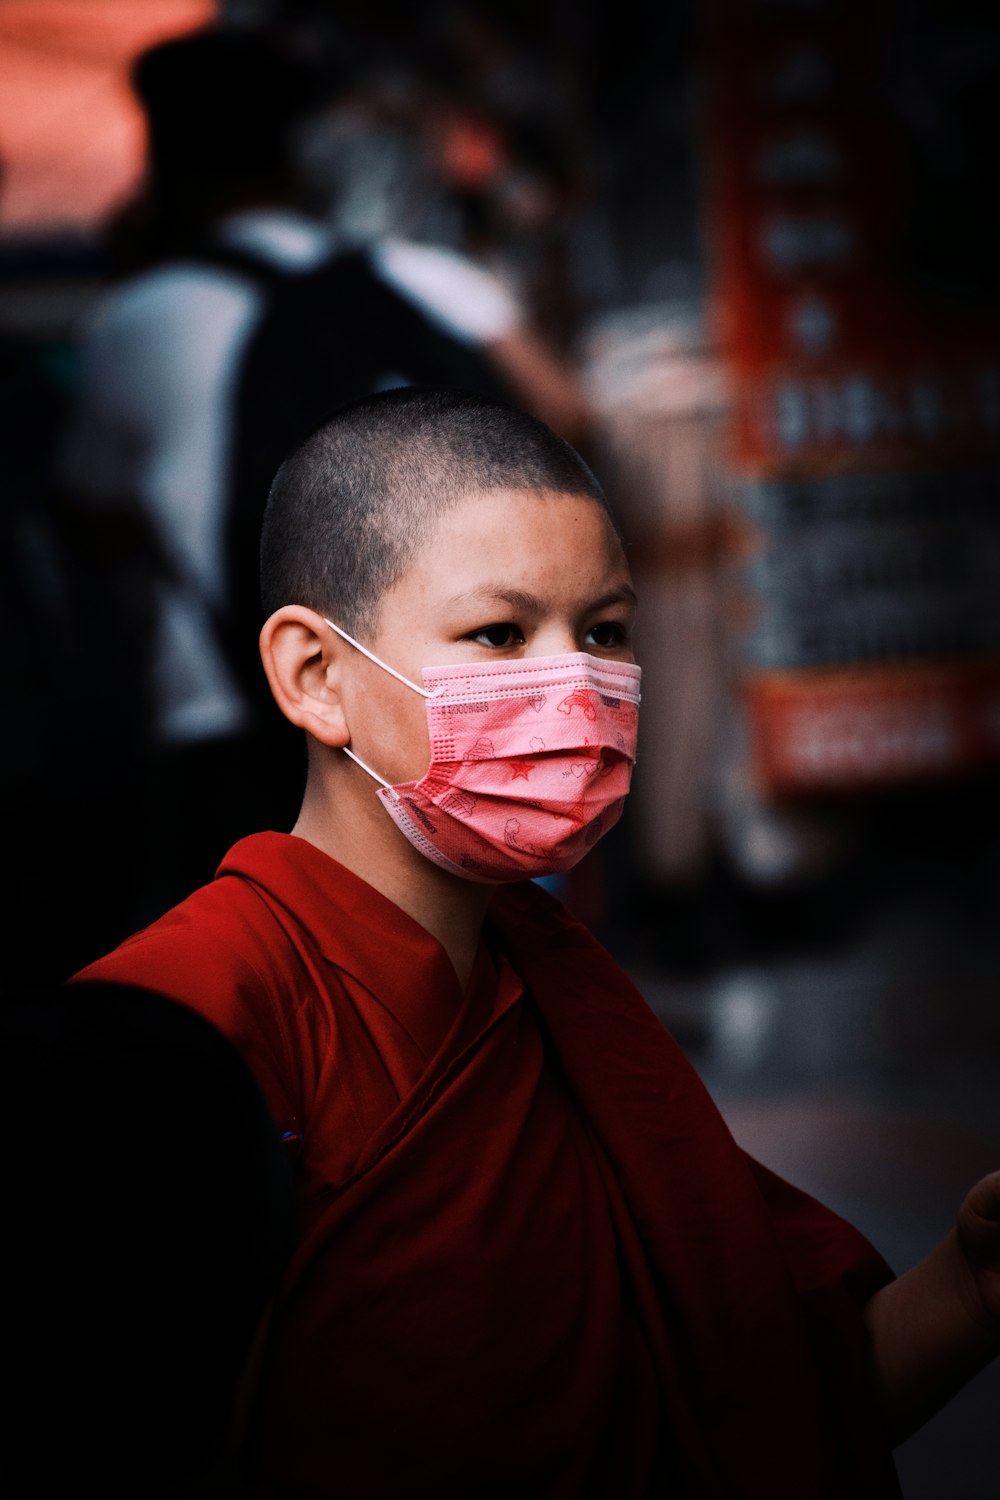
left=588, top=584, right=639, bottom=612
left=446, top=584, right=638, bottom=613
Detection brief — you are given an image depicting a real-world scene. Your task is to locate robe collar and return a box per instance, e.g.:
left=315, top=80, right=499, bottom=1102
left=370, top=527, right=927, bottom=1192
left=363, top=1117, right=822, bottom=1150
left=217, top=833, right=470, bottom=1059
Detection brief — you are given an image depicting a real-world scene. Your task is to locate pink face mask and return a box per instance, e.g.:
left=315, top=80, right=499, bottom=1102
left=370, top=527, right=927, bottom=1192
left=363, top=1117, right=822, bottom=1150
left=326, top=621, right=641, bottom=883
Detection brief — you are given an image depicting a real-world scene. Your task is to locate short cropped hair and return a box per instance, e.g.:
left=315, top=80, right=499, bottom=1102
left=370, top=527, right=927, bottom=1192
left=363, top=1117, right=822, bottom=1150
left=259, top=385, right=614, bottom=637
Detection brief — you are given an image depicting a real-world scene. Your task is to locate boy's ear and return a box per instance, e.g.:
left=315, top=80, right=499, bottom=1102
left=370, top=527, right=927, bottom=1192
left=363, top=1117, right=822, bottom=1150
left=259, top=606, right=349, bottom=747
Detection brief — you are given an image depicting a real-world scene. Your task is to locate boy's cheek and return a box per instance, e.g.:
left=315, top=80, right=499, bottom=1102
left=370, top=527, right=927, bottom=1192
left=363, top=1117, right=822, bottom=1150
left=352, top=697, right=433, bottom=786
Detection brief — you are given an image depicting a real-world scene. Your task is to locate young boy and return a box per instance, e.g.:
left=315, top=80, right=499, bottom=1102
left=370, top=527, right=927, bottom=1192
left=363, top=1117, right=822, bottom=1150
left=73, top=386, right=998, bottom=1499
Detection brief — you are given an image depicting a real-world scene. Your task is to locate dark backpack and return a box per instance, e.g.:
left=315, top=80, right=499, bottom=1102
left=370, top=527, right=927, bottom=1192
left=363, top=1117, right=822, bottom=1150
left=191, top=242, right=510, bottom=732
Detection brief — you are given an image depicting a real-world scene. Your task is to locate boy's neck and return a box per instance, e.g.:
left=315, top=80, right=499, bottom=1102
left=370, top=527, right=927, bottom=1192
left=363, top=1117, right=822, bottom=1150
left=292, top=786, right=495, bottom=989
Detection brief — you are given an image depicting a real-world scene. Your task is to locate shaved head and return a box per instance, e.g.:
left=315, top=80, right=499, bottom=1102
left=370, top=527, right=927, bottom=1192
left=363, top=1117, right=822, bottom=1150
left=259, top=385, right=613, bottom=638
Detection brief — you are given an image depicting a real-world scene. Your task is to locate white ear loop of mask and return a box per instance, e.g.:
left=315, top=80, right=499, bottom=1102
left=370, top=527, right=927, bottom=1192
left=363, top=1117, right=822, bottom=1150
left=324, top=618, right=435, bottom=698
left=324, top=617, right=431, bottom=796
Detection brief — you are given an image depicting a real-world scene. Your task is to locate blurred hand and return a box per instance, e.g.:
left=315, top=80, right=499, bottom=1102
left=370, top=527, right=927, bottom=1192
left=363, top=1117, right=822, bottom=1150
left=955, top=1170, right=1000, bottom=1333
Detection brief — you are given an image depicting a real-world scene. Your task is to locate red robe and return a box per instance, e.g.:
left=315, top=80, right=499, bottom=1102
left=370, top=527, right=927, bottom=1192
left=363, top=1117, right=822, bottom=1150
left=74, top=833, right=901, bottom=1498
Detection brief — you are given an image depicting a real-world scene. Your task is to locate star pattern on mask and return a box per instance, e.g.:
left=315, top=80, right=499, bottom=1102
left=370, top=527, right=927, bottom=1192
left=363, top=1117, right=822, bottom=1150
left=510, top=762, right=534, bottom=781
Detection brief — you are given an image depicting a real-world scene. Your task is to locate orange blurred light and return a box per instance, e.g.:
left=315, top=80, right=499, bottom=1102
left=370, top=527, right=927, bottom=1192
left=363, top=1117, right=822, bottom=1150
left=0, top=0, right=217, bottom=233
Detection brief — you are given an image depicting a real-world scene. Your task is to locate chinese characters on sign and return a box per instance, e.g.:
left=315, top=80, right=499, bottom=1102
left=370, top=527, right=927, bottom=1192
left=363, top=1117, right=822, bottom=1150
left=700, top=0, right=1000, bottom=794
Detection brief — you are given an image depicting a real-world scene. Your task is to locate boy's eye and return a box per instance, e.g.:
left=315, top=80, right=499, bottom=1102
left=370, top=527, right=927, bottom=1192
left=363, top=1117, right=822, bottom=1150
left=586, top=621, right=629, bottom=648
left=471, top=623, right=524, bottom=648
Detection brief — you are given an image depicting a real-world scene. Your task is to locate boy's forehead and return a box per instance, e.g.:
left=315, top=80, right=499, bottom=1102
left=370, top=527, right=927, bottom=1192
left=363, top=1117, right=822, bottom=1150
left=400, top=486, right=627, bottom=591
left=421, top=485, right=618, bottom=541
left=367, top=487, right=632, bottom=641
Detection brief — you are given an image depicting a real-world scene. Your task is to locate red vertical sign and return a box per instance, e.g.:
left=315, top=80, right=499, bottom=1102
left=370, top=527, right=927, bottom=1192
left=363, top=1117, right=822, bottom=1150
left=700, top=0, right=1000, bottom=794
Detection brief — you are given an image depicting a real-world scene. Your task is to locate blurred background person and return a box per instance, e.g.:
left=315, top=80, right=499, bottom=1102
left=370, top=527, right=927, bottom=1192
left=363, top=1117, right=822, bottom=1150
left=295, top=2, right=596, bottom=393
left=54, top=18, right=593, bottom=931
